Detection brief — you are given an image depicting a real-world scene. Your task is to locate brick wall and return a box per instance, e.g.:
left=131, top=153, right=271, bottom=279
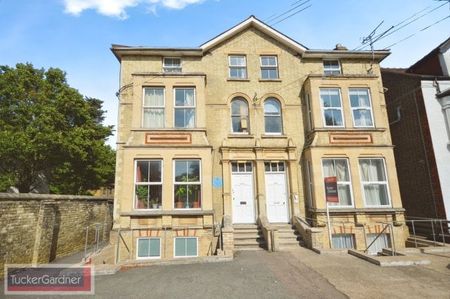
left=382, top=70, right=445, bottom=220
left=0, top=193, right=113, bottom=277
left=407, top=50, right=443, bottom=76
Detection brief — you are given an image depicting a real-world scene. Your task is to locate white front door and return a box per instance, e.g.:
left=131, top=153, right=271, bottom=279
left=231, top=162, right=255, bottom=224
left=265, top=162, right=289, bottom=223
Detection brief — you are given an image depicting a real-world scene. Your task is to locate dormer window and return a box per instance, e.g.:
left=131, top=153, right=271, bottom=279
left=323, top=60, right=341, bottom=75
left=163, top=58, right=182, bottom=73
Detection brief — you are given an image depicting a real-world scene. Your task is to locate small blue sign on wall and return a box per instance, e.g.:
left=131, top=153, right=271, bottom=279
left=212, top=177, right=223, bottom=189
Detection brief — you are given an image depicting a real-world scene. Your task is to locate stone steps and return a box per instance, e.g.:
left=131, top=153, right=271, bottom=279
left=406, top=236, right=446, bottom=248
left=233, top=224, right=266, bottom=251
left=274, top=225, right=304, bottom=251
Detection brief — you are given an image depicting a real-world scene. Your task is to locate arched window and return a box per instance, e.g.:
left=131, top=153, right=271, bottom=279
left=264, top=98, right=282, bottom=134
left=231, top=97, right=249, bottom=133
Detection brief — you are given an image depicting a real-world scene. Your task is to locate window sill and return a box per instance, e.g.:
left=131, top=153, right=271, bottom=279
left=227, top=134, right=254, bottom=138
left=132, top=128, right=207, bottom=132
left=261, top=134, right=287, bottom=139
left=121, top=209, right=214, bottom=217
left=308, top=207, right=404, bottom=214
left=259, top=79, right=282, bottom=82
left=312, top=127, right=386, bottom=133
left=227, top=78, right=250, bottom=82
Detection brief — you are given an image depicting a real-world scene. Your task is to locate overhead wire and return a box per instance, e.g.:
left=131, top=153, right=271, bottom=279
left=270, top=5, right=312, bottom=26
left=355, top=2, right=448, bottom=50
left=265, top=0, right=310, bottom=23
left=383, top=14, right=450, bottom=49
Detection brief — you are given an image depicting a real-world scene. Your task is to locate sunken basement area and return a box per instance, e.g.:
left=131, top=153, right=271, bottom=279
left=110, top=16, right=407, bottom=262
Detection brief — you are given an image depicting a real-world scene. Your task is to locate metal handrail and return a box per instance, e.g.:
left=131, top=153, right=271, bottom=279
left=405, top=218, right=449, bottom=247
left=363, top=223, right=393, bottom=255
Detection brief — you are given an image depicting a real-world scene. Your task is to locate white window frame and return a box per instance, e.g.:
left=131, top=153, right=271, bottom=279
left=263, top=98, right=283, bottom=135
left=319, top=88, right=344, bottom=128
left=305, top=93, right=313, bottom=131
left=358, top=158, right=392, bottom=208
left=260, top=55, right=279, bottom=79
left=230, top=98, right=250, bottom=134
left=440, top=98, right=450, bottom=142
left=163, top=57, right=182, bottom=73
left=173, top=87, right=196, bottom=128
left=348, top=88, right=375, bottom=128
left=173, top=237, right=199, bottom=258
left=264, top=161, right=285, bottom=173
left=231, top=162, right=253, bottom=173
left=142, top=87, right=165, bottom=128
left=323, top=60, right=341, bottom=75
left=321, top=158, right=354, bottom=208
left=136, top=237, right=161, bottom=260
left=305, top=160, right=314, bottom=208
left=134, top=160, right=163, bottom=210
left=228, top=55, right=247, bottom=79
left=173, top=159, right=202, bottom=210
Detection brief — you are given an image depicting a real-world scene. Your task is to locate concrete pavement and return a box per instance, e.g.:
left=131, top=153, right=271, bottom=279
left=1, top=247, right=449, bottom=298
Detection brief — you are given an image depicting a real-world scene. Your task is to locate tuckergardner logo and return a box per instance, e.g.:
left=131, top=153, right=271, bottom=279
left=4, top=264, right=94, bottom=295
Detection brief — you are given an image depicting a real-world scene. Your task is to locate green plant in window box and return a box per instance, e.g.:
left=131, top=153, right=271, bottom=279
left=135, top=185, right=148, bottom=208
left=191, top=185, right=201, bottom=208
left=175, top=185, right=189, bottom=208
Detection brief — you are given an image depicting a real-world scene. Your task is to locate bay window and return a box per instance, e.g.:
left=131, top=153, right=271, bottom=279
left=174, top=88, right=195, bottom=128
left=174, top=160, right=201, bottom=209
left=349, top=88, right=374, bottom=127
left=135, top=160, right=162, bottom=209
left=322, top=159, right=353, bottom=207
left=359, top=158, right=391, bottom=207
left=320, top=88, right=344, bottom=127
left=143, top=87, right=165, bottom=128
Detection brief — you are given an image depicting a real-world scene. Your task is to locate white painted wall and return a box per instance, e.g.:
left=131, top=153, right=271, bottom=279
left=438, top=42, right=450, bottom=76
left=421, top=80, right=450, bottom=220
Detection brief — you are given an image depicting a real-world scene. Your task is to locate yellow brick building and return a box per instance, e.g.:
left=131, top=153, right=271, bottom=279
left=111, top=16, right=407, bottom=261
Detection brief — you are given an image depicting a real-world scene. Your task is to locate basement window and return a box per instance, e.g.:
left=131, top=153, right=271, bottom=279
left=174, top=237, right=198, bottom=257
left=331, top=234, right=355, bottom=249
left=137, top=238, right=161, bottom=259
left=366, top=233, right=391, bottom=255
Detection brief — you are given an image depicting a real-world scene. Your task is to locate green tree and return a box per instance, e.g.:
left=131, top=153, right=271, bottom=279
left=0, top=63, right=115, bottom=194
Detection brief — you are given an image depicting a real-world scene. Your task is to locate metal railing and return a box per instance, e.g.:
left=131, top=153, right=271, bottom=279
left=296, top=216, right=396, bottom=255
left=405, top=217, right=450, bottom=248
left=363, top=222, right=396, bottom=256
left=84, top=223, right=108, bottom=260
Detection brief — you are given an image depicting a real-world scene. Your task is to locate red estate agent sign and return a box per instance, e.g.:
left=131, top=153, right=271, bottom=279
left=324, top=177, right=339, bottom=203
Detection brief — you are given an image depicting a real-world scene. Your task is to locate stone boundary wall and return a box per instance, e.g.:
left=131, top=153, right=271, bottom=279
left=0, top=193, right=113, bottom=277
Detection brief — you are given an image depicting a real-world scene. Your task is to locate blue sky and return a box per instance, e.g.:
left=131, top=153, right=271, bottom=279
left=1, top=0, right=449, bottom=147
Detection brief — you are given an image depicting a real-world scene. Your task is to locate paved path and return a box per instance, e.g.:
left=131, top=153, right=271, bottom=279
left=90, top=250, right=346, bottom=299
left=2, top=248, right=449, bottom=298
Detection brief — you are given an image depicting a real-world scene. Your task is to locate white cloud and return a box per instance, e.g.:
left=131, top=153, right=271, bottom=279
left=63, top=0, right=204, bottom=19
left=150, top=0, right=204, bottom=10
